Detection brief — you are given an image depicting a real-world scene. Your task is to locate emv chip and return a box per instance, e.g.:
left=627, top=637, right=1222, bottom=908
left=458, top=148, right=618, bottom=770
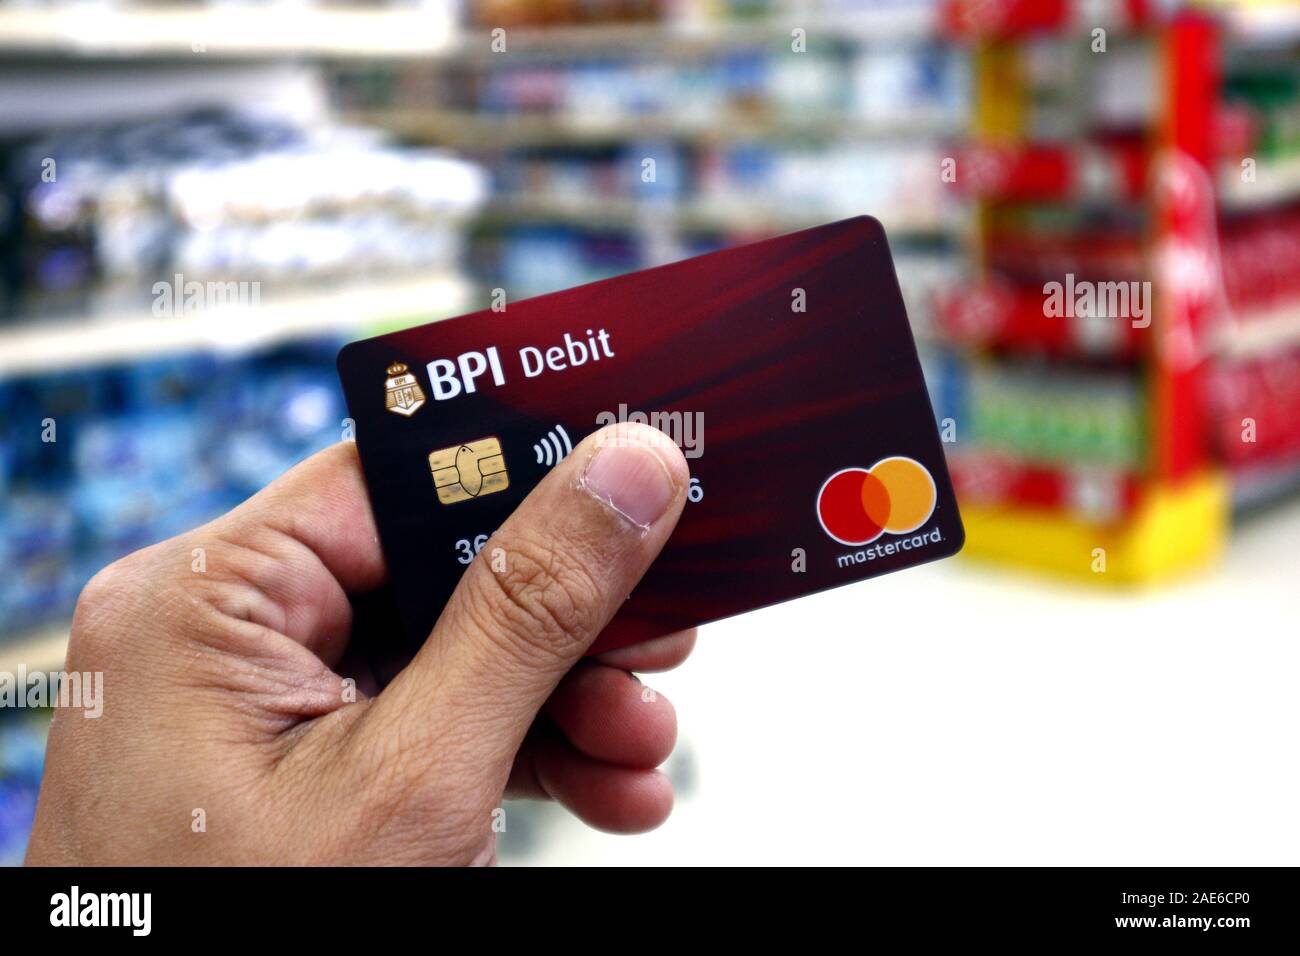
left=429, top=437, right=509, bottom=505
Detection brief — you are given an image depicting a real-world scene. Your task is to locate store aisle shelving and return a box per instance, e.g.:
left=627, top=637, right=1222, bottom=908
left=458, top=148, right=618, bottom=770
left=0, top=273, right=473, bottom=378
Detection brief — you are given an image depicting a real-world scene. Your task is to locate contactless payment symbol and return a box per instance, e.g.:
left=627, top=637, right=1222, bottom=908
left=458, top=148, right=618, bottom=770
left=429, top=437, right=509, bottom=505
left=532, top=423, right=573, bottom=469
left=385, top=362, right=426, bottom=417
left=816, top=456, right=937, bottom=547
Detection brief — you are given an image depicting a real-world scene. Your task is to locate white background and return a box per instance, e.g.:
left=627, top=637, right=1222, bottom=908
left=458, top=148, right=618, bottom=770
left=503, top=502, right=1300, bottom=865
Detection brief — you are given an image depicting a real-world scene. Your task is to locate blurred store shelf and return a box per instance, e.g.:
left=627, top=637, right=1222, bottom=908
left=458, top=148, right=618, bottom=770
left=477, top=194, right=959, bottom=238
left=351, top=108, right=956, bottom=148
left=0, top=273, right=472, bottom=378
left=0, top=5, right=458, bottom=58
left=449, top=8, right=940, bottom=57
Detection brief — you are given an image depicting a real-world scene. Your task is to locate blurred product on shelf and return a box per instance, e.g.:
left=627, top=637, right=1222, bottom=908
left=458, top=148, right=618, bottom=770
left=1218, top=57, right=1300, bottom=210
left=966, top=361, right=1144, bottom=470
left=462, top=0, right=941, bottom=32
left=954, top=136, right=1151, bottom=203
left=921, top=350, right=1146, bottom=522
left=468, top=0, right=664, bottom=28
left=949, top=451, right=1144, bottom=526
left=1006, top=37, right=1157, bottom=135
left=481, top=224, right=644, bottom=296
left=489, top=143, right=688, bottom=209
left=459, top=44, right=965, bottom=128
left=0, top=340, right=349, bottom=642
left=694, top=142, right=950, bottom=225
left=1211, top=198, right=1300, bottom=493
left=1210, top=348, right=1300, bottom=469
left=476, top=137, right=951, bottom=221
left=984, top=210, right=1146, bottom=287
left=1221, top=60, right=1300, bottom=163
left=2, top=109, right=486, bottom=320
left=1218, top=204, right=1300, bottom=326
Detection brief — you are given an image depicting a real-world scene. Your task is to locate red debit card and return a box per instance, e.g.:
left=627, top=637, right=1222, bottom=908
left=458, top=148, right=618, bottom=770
left=338, top=216, right=963, bottom=658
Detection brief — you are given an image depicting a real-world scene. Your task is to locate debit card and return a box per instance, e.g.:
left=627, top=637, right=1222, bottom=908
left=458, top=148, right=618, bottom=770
left=338, top=216, right=964, bottom=657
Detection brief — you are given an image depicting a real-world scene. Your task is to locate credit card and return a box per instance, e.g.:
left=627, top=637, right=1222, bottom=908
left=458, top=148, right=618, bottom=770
left=338, top=216, right=963, bottom=657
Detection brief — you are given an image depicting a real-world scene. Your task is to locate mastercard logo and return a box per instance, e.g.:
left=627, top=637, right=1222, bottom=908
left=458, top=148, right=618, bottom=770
left=816, top=457, right=938, bottom=547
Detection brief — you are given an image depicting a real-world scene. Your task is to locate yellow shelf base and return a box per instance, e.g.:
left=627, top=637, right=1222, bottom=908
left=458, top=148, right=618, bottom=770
left=958, top=471, right=1229, bottom=586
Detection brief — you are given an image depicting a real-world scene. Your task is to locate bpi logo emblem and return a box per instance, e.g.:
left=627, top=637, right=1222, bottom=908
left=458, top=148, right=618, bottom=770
left=384, top=362, right=426, bottom=417
left=816, top=456, right=937, bottom=546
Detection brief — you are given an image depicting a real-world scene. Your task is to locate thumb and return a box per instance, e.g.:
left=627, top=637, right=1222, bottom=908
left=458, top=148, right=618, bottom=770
left=353, top=421, right=688, bottom=790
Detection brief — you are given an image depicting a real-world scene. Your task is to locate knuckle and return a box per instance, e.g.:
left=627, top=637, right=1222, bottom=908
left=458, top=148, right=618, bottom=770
left=67, top=556, right=141, bottom=663
left=75, top=557, right=131, bottom=616
left=468, top=529, right=605, bottom=660
left=67, top=541, right=200, bottom=667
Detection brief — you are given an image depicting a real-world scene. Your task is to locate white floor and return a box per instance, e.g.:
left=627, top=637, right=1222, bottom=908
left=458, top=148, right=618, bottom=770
left=502, top=502, right=1300, bottom=865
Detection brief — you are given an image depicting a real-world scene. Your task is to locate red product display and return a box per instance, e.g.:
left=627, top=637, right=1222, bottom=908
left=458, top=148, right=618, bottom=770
left=986, top=226, right=1147, bottom=286
left=941, top=0, right=1158, bottom=38
left=953, top=140, right=1148, bottom=203
left=934, top=281, right=1147, bottom=357
left=1210, top=349, right=1300, bottom=466
left=949, top=451, right=1143, bottom=523
left=1219, top=206, right=1300, bottom=318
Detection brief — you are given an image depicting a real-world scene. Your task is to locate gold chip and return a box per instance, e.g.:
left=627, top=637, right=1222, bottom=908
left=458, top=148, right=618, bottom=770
left=429, top=437, right=509, bottom=505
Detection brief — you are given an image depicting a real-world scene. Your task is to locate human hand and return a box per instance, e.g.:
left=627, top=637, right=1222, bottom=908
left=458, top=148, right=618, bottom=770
left=26, top=421, right=691, bottom=865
